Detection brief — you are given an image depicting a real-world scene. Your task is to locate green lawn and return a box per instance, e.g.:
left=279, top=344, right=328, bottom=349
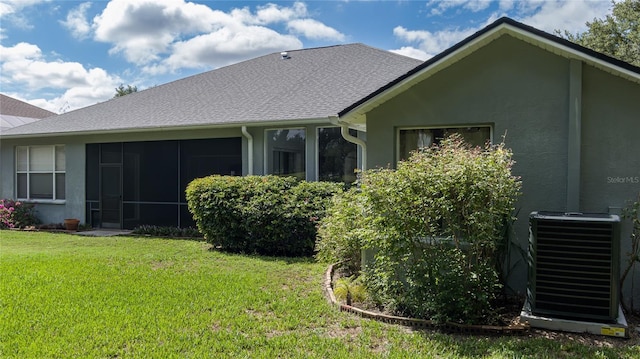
left=0, top=231, right=637, bottom=358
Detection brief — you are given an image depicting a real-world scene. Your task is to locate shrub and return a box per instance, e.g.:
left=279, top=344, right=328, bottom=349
left=0, top=199, right=39, bottom=229
left=316, top=134, right=521, bottom=324
left=132, top=225, right=203, bottom=239
left=333, top=276, right=368, bottom=305
left=186, top=175, right=341, bottom=256
left=316, top=188, right=370, bottom=273
left=621, top=192, right=640, bottom=312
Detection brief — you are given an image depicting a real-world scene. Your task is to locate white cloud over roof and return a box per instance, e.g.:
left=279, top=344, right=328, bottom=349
left=91, top=0, right=344, bottom=72
left=0, top=42, right=122, bottom=112
left=390, top=0, right=612, bottom=61
left=0, top=0, right=619, bottom=113
left=287, top=19, right=346, bottom=41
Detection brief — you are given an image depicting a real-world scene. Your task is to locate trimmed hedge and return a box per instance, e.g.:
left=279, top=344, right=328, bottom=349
left=186, top=175, right=342, bottom=256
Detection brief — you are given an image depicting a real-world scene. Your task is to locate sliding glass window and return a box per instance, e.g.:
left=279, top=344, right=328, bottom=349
left=266, top=128, right=306, bottom=180
left=317, top=127, right=357, bottom=183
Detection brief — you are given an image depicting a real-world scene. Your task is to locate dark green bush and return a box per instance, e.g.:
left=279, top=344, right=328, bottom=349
left=132, top=225, right=203, bottom=239
left=186, top=175, right=341, bottom=256
left=316, top=135, right=521, bottom=324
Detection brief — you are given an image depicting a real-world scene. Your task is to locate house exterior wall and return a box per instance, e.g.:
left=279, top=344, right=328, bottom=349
left=1, top=123, right=360, bottom=227
left=364, top=35, right=640, bottom=302
left=0, top=127, right=244, bottom=226
left=1, top=136, right=86, bottom=225
left=580, top=64, right=640, bottom=304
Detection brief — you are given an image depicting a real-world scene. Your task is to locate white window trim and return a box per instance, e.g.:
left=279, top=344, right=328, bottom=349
left=263, top=127, right=307, bottom=179
left=396, top=125, right=493, bottom=163
left=15, top=145, right=66, bottom=203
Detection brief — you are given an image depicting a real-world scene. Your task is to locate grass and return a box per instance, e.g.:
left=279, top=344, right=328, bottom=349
left=1, top=231, right=638, bottom=358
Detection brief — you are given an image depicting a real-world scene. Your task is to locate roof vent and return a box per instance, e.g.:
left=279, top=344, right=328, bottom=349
left=280, top=51, right=290, bottom=60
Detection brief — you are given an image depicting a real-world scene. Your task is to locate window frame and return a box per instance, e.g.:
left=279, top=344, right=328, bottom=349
left=264, top=127, right=307, bottom=180
left=396, top=125, right=493, bottom=163
left=15, top=145, right=66, bottom=203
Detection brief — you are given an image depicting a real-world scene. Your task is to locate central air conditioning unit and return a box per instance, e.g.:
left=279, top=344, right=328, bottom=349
left=527, top=211, right=621, bottom=323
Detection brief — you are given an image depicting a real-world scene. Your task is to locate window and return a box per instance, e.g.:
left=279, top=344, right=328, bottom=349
left=317, top=127, right=358, bottom=183
left=266, top=129, right=306, bottom=180
left=398, top=126, right=491, bottom=161
left=16, top=145, right=65, bottom=200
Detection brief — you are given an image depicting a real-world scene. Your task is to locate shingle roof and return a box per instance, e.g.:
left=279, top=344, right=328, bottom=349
left=0, top=94, right=56, bottom=132
left=2, top=44, right=422, bottom=138
left=0, top=94, right=56, bottom=118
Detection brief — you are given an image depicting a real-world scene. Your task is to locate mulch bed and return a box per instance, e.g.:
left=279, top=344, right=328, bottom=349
left=324, top=263, right=640, bottom=347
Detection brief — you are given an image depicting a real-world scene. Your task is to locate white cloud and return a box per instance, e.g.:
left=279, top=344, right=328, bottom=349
left=390, top=47, right=430, bottom=61
left=395, top=1, right=612, bottom=61
left=0, top=0, right=47, bottom=16
left=0, top=42, right=123, bottom=112
left=514, top=0, right=611, bottom=34
left=287, top=19, right=346, bottom=41
left=91, top=0, right=344, bottom=73
left=60, top=2, right=92, bottom=40
left=92, top=0, right=219, bottom=64
left=155, top=26, right=302, bottom=73
left=255, top=1, right=308, bottom=24
left=0, top=0, right=50, bottom=29
left=498, top=0, right=516, bottom=12
left=428, top=0, right=492, bottom=16
left=392, top=25, right=477, bottom=59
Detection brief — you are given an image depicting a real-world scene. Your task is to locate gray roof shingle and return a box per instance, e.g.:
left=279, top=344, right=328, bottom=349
left=0, top=94, right=56, bottom=118
left=0, top=94, right=56, bottom=133
left=2, top=44, right=422, bottom=137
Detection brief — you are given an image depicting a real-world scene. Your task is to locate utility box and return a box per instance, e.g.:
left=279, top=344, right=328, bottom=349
left=527, top=211, right=621, bottom=323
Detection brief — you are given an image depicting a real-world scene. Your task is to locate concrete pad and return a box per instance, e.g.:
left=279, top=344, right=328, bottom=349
left=520, top=299, right=629, bottom=338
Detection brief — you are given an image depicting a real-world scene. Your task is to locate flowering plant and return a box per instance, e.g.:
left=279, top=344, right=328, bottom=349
left=0, top=199, right=39, bottom=229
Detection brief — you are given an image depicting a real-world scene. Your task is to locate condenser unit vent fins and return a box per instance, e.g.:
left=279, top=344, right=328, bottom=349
left=528, top=211, right=620, bottom=323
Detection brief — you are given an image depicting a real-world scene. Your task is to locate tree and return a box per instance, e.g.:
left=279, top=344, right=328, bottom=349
left=560, top=0, right=640, bottom=67
left=114, top=84, right=138, bottom=98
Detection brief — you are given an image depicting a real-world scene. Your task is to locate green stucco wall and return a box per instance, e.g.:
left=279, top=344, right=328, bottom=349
left=0, top=127, right=244, bottom=225
left=364, top=35, right=640, bottom=301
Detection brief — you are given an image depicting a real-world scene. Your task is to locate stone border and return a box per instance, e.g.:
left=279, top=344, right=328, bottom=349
left=324, top=263, right=530, bottom=335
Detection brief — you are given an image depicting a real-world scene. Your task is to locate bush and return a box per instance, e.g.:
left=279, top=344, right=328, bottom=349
left=132, top=225, right=203, bottom=239
left=186, top=175, right=342, bottom=256
left=316, top=135, right=521, bottom=324
left=0, top=199, right=39, bottom=229
left=315, top=188, right=370, bottom=273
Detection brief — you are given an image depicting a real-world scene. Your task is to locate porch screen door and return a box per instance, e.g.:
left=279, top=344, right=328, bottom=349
left=100, top=165, right=122, bottom=228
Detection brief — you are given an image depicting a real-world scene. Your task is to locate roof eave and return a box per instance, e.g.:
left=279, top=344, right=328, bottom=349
left=338, top=19, right=640, bottom=126
left=0, top=117, right=337, bottom=140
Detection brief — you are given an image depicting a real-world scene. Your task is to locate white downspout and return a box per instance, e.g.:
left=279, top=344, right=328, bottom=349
left=241, top=126, right=254, bottom=175
left=340, top=123, right=366, bottom=171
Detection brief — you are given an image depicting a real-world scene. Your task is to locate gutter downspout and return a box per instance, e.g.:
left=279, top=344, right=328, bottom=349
left=334, top=118, right=369, bottom=271
left=241, top=126, right=254, bottom=175
left=340, top=123, right=367, bottom=171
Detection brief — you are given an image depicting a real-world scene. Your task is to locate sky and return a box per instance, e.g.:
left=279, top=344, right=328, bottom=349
left=0, top=0, right=615, bottom=113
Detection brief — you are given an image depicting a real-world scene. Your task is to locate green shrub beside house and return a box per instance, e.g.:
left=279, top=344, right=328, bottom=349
left=186, top=175, right=341, bottom=257
left=317, top=135, right=522, bottom=324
